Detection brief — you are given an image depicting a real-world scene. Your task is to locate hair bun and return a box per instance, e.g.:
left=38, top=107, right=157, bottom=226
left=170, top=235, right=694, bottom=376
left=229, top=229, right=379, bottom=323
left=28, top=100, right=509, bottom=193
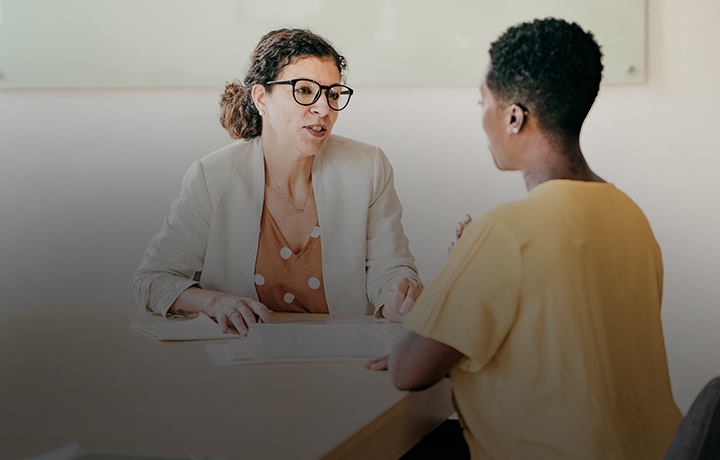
left=220, top=80, right=244, bottom=107
left=219, top=79, right=250, bottom=139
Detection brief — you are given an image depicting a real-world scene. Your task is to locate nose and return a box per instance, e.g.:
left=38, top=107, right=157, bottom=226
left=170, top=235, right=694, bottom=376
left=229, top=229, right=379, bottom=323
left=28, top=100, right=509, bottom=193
left=310, top=90, right=332, bottom=117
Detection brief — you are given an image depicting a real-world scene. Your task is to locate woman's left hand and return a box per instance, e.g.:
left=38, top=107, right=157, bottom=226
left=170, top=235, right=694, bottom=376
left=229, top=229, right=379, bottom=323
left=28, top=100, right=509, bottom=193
left=379, top=277, right=422, bottom=322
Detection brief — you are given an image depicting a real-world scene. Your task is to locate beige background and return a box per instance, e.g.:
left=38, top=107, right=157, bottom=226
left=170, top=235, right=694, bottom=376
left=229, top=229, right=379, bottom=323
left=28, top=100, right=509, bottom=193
left=1, top=0, right=718, bottom=415
left=0, top=0, right=644, bottom=86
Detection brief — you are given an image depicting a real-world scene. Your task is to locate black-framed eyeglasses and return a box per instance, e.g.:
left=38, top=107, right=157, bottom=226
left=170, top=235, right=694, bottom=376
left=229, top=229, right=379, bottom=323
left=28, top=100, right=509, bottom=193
left=266, top=78, right=354, bottom=111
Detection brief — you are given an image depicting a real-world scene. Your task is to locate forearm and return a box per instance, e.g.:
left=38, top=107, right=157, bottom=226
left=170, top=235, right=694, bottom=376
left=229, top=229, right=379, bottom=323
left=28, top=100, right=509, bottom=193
left=168, top=286, right=208, bottom=317
left=169, top=286, right=235, bottom=319
left=390, top=330, right=462, bottom=391
left=365, top=149, right=421, bottom=307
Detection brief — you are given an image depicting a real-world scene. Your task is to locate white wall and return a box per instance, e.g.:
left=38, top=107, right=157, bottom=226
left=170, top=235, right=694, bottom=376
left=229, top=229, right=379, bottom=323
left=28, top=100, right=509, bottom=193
left=1, top=0, right=718, bottom=412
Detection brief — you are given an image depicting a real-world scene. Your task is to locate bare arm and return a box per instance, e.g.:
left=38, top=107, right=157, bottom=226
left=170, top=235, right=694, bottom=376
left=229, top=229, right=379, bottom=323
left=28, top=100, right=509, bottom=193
left=387, top=329, right=463, bottom=391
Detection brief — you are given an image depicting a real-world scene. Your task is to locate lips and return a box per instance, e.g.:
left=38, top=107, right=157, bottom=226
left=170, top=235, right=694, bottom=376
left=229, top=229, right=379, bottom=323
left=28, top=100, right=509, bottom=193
left=305, top=125, right=327, bottom=138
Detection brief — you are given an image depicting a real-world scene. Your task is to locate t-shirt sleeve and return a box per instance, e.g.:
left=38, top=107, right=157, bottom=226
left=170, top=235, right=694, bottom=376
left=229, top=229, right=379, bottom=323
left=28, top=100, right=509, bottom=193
left=403, top=214, right=522, bottom=373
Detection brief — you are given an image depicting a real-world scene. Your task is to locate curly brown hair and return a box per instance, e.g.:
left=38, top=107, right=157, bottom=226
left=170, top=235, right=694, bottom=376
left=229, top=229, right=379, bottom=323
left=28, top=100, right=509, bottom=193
left=219, top=29, right=347, bottom=139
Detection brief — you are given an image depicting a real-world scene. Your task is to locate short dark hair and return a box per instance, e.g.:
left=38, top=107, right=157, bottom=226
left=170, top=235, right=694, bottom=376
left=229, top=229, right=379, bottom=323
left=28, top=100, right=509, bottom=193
left=219, top=29, right=347, bottom=139
left=486, top=18, right=603, bottom=137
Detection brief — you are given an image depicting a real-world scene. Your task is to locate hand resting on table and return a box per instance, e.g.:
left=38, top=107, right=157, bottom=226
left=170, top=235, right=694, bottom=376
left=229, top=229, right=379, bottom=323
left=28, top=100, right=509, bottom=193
left=169, top=286, right=272, bottom=336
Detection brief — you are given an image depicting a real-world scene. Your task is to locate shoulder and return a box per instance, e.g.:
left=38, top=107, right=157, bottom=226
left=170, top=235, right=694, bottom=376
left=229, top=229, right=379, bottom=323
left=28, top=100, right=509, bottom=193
left=485, top=180, right=606, bottom=226
left=316, top=135, right=394, bottom=190
left=484, top=196, right=537, bottom=233
left=318, top=134, right=386, bottom=168
left=461, top=213, right=522, bottom=253
left=322, top=134, right=382, bottom=155
left=198, top=138, right=260, bottom=171
left=180, top=138, right=261, bottom=197
left=477, top=188, right=564, bottom=244
left=486, top=180, right=658, bottom=245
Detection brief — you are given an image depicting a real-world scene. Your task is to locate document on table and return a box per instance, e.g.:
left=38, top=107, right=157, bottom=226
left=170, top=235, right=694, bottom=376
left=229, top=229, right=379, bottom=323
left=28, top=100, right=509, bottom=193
left=19, top=441, right=229, bottom=460
left=206, top=319, right=404, bottom=366
left=130, top=313, right=239, bottom=341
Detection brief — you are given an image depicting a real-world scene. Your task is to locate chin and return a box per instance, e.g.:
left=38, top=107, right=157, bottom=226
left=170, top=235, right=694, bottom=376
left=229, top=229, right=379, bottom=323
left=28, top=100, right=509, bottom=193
left=305, top=138, right=330, bottom=155
left=297, top=145, right=324, bottom=159
left=489, top=153, right=505, bottom=171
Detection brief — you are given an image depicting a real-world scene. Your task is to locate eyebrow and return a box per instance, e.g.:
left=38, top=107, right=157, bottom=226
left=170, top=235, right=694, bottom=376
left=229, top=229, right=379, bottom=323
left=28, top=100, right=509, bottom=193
left=289, top=77, right=344, bottom=86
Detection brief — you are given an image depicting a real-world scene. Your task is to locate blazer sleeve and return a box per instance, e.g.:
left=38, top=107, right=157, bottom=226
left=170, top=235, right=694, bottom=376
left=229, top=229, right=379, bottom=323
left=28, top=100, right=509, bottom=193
left=132, top=160, right=213, bottom=316
left=365, top=148, right=422, bottom=309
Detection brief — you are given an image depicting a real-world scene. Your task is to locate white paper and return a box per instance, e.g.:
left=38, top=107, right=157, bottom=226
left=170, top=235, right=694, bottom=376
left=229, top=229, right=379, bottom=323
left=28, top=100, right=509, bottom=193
left=205, top=343, right=372, bottom=366
left=130, top=313, right=239, bottom=341
left=19, top=443, right=228, bottom=460
left=20, top=443, right=80, bottom=460
left=209, top=319, right=404, bottom=365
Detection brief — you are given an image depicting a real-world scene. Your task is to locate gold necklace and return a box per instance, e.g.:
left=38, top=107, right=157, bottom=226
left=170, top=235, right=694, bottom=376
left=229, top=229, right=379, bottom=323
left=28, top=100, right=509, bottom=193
left=267, top=168, right=313, bottom=213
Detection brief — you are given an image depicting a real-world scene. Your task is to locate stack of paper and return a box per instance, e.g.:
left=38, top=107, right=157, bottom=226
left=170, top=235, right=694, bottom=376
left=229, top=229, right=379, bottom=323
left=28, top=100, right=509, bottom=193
left=130, top=313, right=239, bottom=341
left=206, top=319, right=404, bottom=366
left=20, top=441, right=229, bottom=460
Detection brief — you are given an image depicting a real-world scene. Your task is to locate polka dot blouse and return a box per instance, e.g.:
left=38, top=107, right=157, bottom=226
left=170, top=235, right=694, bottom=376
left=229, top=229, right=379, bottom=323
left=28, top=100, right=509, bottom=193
left=254, top=204, right=329, bottom=313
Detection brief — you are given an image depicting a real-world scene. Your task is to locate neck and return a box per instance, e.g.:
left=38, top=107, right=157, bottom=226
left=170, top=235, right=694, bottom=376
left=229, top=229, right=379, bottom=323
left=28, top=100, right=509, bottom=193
left=262, top=145, right=313, bottom=201
left=520, top=135, right=604, bottom=192
left=264, top=153, right=313, bottom=186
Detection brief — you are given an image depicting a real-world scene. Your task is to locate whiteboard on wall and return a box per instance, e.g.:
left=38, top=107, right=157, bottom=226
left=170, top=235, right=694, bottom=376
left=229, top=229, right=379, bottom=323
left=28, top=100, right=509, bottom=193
left=0, top=0, right=645, bottom=88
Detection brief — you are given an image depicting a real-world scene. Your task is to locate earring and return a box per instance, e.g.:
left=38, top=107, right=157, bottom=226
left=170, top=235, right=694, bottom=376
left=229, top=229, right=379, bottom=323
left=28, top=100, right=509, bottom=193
left=508, top=126, right=519, bottom=134
left=259, top=110, right=265, bottom=116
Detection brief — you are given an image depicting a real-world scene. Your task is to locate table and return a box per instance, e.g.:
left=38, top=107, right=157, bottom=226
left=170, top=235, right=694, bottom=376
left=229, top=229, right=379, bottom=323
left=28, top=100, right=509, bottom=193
left=0, top=306, right=454, bottom=460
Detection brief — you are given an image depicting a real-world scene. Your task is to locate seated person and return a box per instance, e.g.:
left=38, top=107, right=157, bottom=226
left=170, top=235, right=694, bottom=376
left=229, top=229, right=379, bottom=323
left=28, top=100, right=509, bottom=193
left=133, top=29, right=422, bottom=334
left=368, top=18, right=682, bottom=459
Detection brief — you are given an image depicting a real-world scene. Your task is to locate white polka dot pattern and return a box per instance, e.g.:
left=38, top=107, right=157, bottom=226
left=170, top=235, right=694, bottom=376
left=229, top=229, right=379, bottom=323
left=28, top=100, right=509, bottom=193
left=255, top=208, right=327, bottom=313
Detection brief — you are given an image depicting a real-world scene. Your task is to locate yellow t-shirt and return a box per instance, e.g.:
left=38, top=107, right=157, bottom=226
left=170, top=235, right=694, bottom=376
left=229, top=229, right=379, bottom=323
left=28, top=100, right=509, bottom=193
left=404, top=180, right=682, bottom=460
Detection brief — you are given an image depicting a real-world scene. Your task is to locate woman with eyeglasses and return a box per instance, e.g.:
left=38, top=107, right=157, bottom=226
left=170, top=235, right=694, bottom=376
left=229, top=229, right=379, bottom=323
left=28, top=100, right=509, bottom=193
left=133, top=29, right=422, bottom=332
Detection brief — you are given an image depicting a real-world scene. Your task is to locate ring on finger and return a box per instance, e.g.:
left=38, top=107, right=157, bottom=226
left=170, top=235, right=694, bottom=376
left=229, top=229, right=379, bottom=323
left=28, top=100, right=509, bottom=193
left=230, top=310, right=241, bottom=318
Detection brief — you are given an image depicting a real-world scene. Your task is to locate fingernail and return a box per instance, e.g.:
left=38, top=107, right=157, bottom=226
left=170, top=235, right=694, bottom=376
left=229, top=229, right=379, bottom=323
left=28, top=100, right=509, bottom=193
left=241, top=329, right=248, bottom=335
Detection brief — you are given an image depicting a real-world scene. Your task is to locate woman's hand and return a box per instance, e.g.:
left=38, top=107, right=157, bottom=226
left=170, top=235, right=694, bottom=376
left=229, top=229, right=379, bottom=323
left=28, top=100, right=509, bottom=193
left=205, top=295, right=272, bottom=336
left=170, top=287, right=272, bottom=336
left=364, top=355, right=389, bottom=371
left=379, top=277, right=422, bottom=322
left=448, top=214, right=472, bottom=255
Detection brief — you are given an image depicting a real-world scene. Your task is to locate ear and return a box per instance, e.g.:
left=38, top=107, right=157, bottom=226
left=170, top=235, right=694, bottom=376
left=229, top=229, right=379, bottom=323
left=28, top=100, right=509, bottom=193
left=507, top=104, right=527, bottom=135
left=251, top=84, right=267, bottom=116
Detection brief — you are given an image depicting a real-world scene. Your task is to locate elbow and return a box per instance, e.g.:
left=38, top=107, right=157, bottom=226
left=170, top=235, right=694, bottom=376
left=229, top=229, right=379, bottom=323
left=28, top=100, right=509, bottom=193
left=392, top=372, right=433, bottom=391
left=388, top=330, right=454, bottom=391
left=390, top=355, right=437, bottom=391
left=131, top=270, right=153, bottom=311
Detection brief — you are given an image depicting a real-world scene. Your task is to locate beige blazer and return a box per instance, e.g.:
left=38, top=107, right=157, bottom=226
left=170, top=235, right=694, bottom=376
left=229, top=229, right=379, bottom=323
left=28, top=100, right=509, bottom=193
left=132, top=135, right=421, bottom=316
